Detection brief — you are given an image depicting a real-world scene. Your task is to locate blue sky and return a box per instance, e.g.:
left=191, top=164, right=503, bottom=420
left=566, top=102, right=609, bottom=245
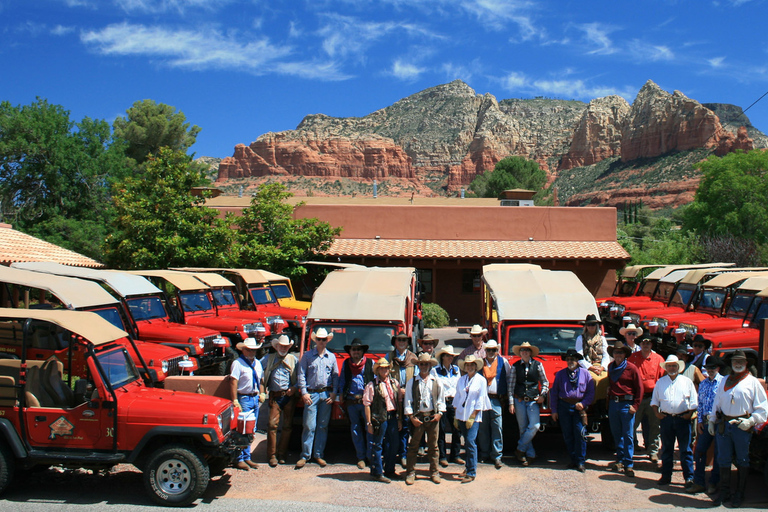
left=2, top=0, right=767, bottom=159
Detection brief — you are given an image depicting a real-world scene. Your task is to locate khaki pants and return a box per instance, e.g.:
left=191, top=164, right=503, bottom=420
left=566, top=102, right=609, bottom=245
left=405, top=413, right=439, bottom=474
left=635, top=396, right=660, bottom=457
left=267, top=394, right=297, bottom=459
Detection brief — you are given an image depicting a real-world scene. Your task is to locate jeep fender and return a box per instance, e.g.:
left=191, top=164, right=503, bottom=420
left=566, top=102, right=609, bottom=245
left=0, top=419, right=27, bottom=459
left=127, top=426, right=223, bottom=464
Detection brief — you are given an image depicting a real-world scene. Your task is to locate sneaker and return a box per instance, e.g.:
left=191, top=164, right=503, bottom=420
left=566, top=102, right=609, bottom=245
left=295, top=458, right=307, bottom=469
left=439, top=459, right=449, bottom=468
left=405, top=472, right=415, bottom=485
left=268, top=457, right=278, bottom=468
left=431, top=472, right=441, bottom=484
left=686, top=483, right=706, bottom=494
left=314, top=457, right=327, bottom=467
left=624, top=467, right=635, bottom=478
left=357, top=460, right=366, bottom=470
left=372, top=474, right=391, bottom=484
left=577, top=464, right=586, bottom=473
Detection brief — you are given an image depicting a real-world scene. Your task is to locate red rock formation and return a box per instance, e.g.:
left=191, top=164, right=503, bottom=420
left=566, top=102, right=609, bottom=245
left=559, top=96, right=629, bottom=170
left=217, top=133, right=416, bottom=181
left=714, top=126, right=754, bottom=156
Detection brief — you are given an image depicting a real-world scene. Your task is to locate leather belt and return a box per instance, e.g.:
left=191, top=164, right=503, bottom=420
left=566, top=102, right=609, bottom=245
left=346, top=395, right=363, bottom=405
left=307, top=387, right=332, bottom=393
left=238, top=392, right=258, bottom=397
left=269, top=390, right=288, bottom=398
left=515, top=395, right=537, bottom=402
left=560, top=397, right=581, bottom=405
left=610, top=394, right=634, bottom=402
left=488, top=393, right=501, bottom=400
left=724, top=414, right=749, bottom=422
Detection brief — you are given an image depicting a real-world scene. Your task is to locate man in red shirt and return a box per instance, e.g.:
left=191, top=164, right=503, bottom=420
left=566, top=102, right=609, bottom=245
left=607, top=340, right=643, bottom=478
left=628, top=336, right=665, bottom=464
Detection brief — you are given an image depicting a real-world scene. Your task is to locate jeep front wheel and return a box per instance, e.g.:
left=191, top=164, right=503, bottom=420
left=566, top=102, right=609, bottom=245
left=144, top=444, right=210, bottom=506
left=0, top=441, right=15, bottom=496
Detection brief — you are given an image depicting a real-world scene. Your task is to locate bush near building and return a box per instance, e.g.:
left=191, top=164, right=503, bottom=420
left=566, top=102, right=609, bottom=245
left=422, top=302, right=450, bottom=328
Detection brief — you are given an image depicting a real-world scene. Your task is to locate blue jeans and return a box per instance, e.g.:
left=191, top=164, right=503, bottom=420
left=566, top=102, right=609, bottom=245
left=608, top=400, right=635, bottom=467
left=398, top=419, right=410, bottom=460
left=439, top=401, right=462, bottom=461
left=346, top=402, right=368, bottom=462
left=514, top=398, right=540, bottom=458
left=693, top=424, right=719, bottom=486
left=459, top=418, right=481, bottom=477
left=369, top=411, right=399, bottom=476
left=300, top=391, right=332, bottom=460
left=716, top=421, right=751, bottom=469
left=558, top=401, right=587, bottom=465
left=660, top=415, right=694, bottom=480
left=237, top=394, right=259, bottom=462
left=478, top=398, right=503, bottom=461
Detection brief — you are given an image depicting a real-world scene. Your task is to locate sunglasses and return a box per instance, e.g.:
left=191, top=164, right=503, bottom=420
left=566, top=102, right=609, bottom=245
left=486, top=348, right=498, bottom=352
left=350, top=347, right=364, bottom=351
left=421, top=342, right=435, bottom=346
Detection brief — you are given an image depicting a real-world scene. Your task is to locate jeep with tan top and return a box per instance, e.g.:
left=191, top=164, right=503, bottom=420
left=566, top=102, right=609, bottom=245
left=0, top=308, right=246, bottom=506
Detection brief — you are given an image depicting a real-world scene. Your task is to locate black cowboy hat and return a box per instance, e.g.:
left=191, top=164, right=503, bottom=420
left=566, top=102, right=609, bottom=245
left=391, top=332, right=410, bottom=346
left=344, top=337, right=369, bottom=354
left=561, top=348, right=584, bottom=361
left=582, top=314, right=601, bottom=325
left=692, top=334, right=712, bottom=350
left=703, top=355, right=725, bottom=370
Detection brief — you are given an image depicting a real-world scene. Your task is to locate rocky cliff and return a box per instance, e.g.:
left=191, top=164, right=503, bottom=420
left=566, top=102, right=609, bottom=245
left=215, top=80, right=766, bottom=208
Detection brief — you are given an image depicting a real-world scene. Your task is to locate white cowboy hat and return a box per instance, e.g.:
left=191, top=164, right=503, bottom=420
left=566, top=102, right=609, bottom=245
left=512, top=341, right=540, bottom=357
left=469, top=324, right=488, bottom=336
left=483, top=339, right=500, bottom=350
left=661, top=354, right=685, bottom=373
left=619, top=324, right=643, bottom=337
left=311, top=327, right=334, bottom=342
left=436, top=345, right=459, bottom=360
left=458, top=354, right=485, bottom=371
left=270, top=334, right=293, bottom=351
left=236, top=337, right=263, bottom=351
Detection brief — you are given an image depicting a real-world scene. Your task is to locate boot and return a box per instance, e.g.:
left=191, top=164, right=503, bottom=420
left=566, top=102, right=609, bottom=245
left=711, top=468, right=731, bottom=507
left=730, top=466, right=749, bottom=508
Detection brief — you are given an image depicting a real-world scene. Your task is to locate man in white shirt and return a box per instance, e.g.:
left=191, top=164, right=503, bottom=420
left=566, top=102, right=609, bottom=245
left=477, top=339, right=511, bottom=469
left=708, top=350, right=768, bottom=508
left=651, top=354, right=698, bottom=488
left=403, top=353, right=446, bottom=485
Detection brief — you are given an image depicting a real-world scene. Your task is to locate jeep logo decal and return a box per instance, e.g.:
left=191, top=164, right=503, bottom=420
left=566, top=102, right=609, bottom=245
left=49, top=416, right=75, bottom=439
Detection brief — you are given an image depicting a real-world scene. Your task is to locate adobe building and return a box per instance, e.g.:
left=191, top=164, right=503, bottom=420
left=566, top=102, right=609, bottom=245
left=209, top=194, right=629, bottom=324
left=0, top=223, right=103, bottom=268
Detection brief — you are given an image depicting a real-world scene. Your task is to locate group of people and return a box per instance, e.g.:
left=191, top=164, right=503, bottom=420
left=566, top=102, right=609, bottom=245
left=227, top=318, right=768, bottom=504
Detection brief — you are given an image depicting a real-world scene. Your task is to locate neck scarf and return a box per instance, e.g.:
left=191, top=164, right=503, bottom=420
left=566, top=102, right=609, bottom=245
left=567, top=367, right=579, bottom=388
left=608, top=359, right=627, bottom=383
left=724, top=369, right=749, bottom=392
left=349, top=357, right=366, bottom=376
left=482, top=357, right=498, bottom=386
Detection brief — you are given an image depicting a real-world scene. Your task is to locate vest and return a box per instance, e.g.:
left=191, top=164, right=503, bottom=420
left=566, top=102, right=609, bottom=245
left=263, top=352, right=297, bottom=390
left=514, top=359, right=541, bottom=398
left=411, top=374, right=440, bottom=413
left=342, top=358, right=374, bottom=397
left=482, top=356, right=508, bottom=392
left=371, top=378, right=398, bottom=425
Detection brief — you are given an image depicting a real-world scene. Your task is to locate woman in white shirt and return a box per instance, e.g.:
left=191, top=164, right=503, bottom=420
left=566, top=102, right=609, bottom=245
left=454, top=354, right=491, bottom=483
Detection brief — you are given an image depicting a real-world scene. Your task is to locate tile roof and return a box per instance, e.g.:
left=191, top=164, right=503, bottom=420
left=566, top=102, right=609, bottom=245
left=0, top=224, right=103, bottom=268
left=325, top=239, right=630, bottom=261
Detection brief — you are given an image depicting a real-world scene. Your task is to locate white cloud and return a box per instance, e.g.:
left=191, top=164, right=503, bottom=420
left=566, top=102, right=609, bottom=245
left=708, top=56, right=726, bottom=68
left=390, top=59, right=425, bottom=81
left=114, top=0, right=233, bottom=14
left=441, top=60, right=481, bottom=82
left=576, top=22, right=618, bottom=55
left=628, top=39, right=674, bottom=62
left=501, top=71, right=528, bottom=91
left=498, top=71, right=634, bottom=101
left=274, top=60, right=352, bottom=81
left=51, top=25, right=76, bottom=36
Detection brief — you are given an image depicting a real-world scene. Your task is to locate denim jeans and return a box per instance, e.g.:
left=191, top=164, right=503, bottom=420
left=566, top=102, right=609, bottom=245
left=300, top=390, right=332, bottom=460
left=398, top=419, right=410, bottom=460
left=716, top=421, right=752, bottom=469
left=478, top=397, right=503, bottom=461
left=459, top=418, right=481, bottom=477
left=558, top=401, right=587, bottom=465
left=237, top=394, right=259, bottom=462
left=693, top=424, right=719, bottom=486
left=369, top=411, right=399, bottom=476
left=608, top=400, right=635, bottom=467
left=660, top=414, right=694, bottom=480
left=346, top=402, right=368, bottom=461
left=438, top=401, right=462, bottom=461
left=514, top=397, right=540, bottom=458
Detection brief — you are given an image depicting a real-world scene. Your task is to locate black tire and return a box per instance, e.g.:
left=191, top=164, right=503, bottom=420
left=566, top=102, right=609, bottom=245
left=215, top=347, right=238, bottom=376
left=0, top=441, right=15, bottom=496
left=143, top=444, right=209, bottom=507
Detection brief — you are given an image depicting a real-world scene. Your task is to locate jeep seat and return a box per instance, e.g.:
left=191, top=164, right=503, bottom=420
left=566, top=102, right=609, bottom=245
left=0, top=375, right=16, bottom=406
left=25, top=364, right=55, bottom=408
left=41, top=356, right=73, bottom=407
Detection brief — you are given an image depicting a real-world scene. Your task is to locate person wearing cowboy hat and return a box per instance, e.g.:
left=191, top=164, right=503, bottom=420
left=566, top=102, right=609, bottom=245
left=607, top=340, right=643, bottom=477
left=674, top=343, right=705, bottom=390
left=417, top=333, right=439, bottom=357
left=689, top=334, right=712, bottom=371
left=508, top=341, right=549, bottom=466
left=335, top=338, right=375, bottom=470
left=403, top=353, right=446, bottom=485
left=628, top=334, right=665, bottom=464
left=435, top=344, right=463, bottom=467
left=230, top=337, right=266, bottom=470
left=386, top=331, right=418, bottom=468
left=458, top=324, right=488, bottom=362
left=550, top=348, right=596, bottom=472
left=575, top=314, right=610, bottom=401
left=688, top=355, right=726, bottom=495
left=363, top=357, right=402, bottom=483
left=651, top=354, right=698, bottom=488
left=296, top=328, right=339, bottom=469
left=454, top=354, right=491, bottom=483
left=619, top=323, right=643, bottom=353
left=708, top=350, right=768, bottom=507
left=477, top=339, right=511, bottom=469
left=260, top=334, right=299, bottom=467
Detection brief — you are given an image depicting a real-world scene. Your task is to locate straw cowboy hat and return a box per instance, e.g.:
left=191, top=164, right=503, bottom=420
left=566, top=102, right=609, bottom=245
left=436, top=344, right=459, bottom=360
left=416, top=352, right=438, bottom=367
left=469, top=324, right=488, bottom=336
left=458, top=354, right=485, bottom=371
left=373, top=357, right=391, bottom=372
left=619, top=323, right=643, bottom=337
left=344, top=337, right=369, bottom=354
left=661, top=354, right=685, bottom=373
left=607, top=340, right=632, bottom=357
left=311, top=327, right=334, bottom=342
left=483, top=339, right=501, bottom=350
left=582, top=314, right=601, bottom=325
left=418, top=334, right=439, bottom=345
left=561, top=348, right=584, bottom=361
left=270, top=334, right=293, bottom=351
left=237, top=337, right=263, bottom=351
left=512, top=341, right=540, bottom=357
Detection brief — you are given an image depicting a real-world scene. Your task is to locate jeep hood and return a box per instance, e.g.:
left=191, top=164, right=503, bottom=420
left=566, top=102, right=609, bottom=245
left=119, top=387, right=231, bottom=425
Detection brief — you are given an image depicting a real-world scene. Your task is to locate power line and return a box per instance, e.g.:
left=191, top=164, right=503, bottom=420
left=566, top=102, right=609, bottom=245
left=743, top=89, right=768, bottom=115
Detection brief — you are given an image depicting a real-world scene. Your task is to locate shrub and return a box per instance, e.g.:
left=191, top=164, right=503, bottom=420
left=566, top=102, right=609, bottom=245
left=422, top=303, right=450, bottom=328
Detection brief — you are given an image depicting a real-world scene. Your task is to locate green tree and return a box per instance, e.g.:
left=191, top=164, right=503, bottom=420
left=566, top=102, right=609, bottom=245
left=468, top=156, right=548, bottom=200
left=113, top=100, right=202, bottom=166
left=233, top=183, right=342, bottom=279
left=0, top=98, right=129, bottom=260
left=618, top=206, right=704, bottom=265
left=683, top=149, right=768, bottom=243
left=103, top=147, right=234, bottom=269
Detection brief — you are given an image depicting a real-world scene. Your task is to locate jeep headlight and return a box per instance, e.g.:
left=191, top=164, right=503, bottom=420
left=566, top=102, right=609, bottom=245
left=628, top=313, right=640, bottom=325
left=198, top=337, right=206, bottom=349
left=653, top=318, right=668, bottom=331
left=679, top=323, right=697, bottom=335
left=213, top=335, right=228, bottom=346
left=217, top=413, right=224, bottom=431
left=161, top=360, right=169, bottom=374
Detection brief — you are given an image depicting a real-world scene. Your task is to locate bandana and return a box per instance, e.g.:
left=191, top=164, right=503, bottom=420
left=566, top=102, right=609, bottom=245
left=608, top=359, right=627, bottom=383
left=724, top=368, right=749, bottom=392
left=348, top=356, right=366, bottom=376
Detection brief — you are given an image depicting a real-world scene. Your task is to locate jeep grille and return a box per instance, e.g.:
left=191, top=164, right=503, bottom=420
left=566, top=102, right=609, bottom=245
left=221, top=406, right=232, bottom=435
left=202, top=335, right=219, bottom=356
left=165, top=355, right=185, bottom=376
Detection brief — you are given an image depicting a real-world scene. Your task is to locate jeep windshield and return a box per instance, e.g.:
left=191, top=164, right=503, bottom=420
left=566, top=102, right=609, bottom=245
left=504, top=325, right=580, bottom=355
left=669, top=284, right=696, bottom=308
left=89, top=306, right=127, bottom=331
left=697, top=289, right=727, bottom=313
left=126, top=296, right=168, bottom=321
left=249, top=286, right=278, bottom=305
left=211, top=288, right=238, bottom=307
left=311, top=324, right=397, bottom=354
left=726, top=293, right=759, bottom=318
left=270, top=283, right=292, bottom=300
left=180, top=291, right=214, bottom=313
left=97, top=347, right=140, bottom=389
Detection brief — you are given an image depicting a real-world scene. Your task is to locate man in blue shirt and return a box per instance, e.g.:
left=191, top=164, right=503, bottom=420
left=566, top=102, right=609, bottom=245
left=296, top=328, right=339, bottom=469
left=386, top=332, right=417, bottom=468
left=336, top=338, right=374, bottom=469
left=688, top=355, right=725, bottom=495
left=229, top=337, right=265, bottom=470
